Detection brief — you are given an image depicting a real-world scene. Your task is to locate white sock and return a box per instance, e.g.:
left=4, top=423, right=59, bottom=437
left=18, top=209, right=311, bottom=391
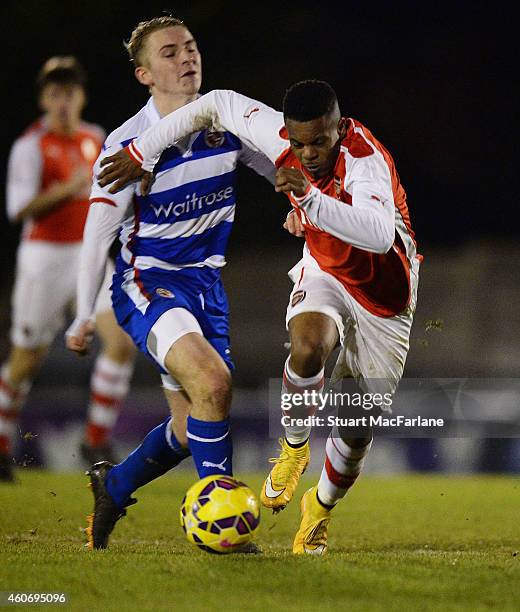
left=282, top=358, right=324, bottom=445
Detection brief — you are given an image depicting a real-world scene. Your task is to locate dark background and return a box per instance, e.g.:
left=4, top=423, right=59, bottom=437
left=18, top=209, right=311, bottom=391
left=1, top=0, right=517, bottom=262
left=1, top=0, right=518, bottom=382
left=0, top=1, right=518, bottom=472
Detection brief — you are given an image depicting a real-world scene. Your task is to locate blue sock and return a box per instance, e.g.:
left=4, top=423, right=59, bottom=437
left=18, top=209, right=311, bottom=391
left=106, top=417, right=190, bottom=508
left=186, top=416, right=233, bottom=478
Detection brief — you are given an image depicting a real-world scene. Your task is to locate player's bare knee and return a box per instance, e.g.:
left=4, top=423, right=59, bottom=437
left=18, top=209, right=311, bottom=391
left=189, top=365, right=231, bottom=419
left=202, top=370, right=232, bottom=412
left=7, top=345, right=47, bottom=385
left=290, top=336, right=330, bottom=377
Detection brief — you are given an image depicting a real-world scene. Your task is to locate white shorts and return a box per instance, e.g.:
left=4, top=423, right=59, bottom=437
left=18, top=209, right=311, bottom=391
left=10, top=241, right=114, bottom=349
left=146, top=308, right=203, bottom=392
left=286, top=253, right=420, bottom=395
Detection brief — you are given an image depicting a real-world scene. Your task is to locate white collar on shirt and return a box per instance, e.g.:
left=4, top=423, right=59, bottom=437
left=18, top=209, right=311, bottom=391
left=144, top=97, right=162, bottom=125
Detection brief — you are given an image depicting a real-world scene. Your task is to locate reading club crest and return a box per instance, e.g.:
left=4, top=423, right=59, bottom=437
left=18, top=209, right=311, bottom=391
left=156, top=288, right=175, bottom=299
left=204, top=130, right=225, bottom=148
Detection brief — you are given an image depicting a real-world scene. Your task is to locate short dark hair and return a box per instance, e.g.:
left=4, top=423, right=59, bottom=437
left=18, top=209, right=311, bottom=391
left=283, top=80, right=339, bottom=122
left=36, top=56, right=87, bottom=96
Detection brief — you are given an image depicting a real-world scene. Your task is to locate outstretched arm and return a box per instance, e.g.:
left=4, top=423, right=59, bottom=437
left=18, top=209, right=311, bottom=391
left=134, top=90, right=285, bottom=167
left=98, top=90, right=286, bottom=193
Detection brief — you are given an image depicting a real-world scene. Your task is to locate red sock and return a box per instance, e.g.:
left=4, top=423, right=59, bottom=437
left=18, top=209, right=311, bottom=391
left=317, top=430, right=372, bottom=506
left=0, top=366, right=29, bottom=456
left=85, top=355, right=133, bottom=447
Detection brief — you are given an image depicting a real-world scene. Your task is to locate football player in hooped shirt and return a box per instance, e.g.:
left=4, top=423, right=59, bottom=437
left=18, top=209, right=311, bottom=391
left=97, top=81, right=421, bottom=554
left=66, top=17, right=275, bottom=549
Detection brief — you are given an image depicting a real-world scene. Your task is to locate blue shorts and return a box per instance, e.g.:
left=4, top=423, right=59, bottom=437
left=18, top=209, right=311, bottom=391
left=111, top=270, right=233, bottom=375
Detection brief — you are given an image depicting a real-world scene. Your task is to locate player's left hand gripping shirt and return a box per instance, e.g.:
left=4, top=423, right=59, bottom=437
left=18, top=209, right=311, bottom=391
left=76, top=97, right=274, bottom=322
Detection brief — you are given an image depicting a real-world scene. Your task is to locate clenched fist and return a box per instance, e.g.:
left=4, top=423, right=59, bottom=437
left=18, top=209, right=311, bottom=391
left=275, top=167, right=310, bottom=198
left=65, top=318, right=95, bottom=356
left=283, top=209, right=305, bottom=237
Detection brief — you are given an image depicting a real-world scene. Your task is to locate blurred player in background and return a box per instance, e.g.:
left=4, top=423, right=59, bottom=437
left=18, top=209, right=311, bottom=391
left=66, top=16, right=275, bottom=549
left=98, top=81, right=420, bottom=554
left=0, top=57, right=136, bottom=482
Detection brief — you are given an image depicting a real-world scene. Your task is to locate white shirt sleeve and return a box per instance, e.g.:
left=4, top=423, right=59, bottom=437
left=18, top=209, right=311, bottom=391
left=6, top=135, right=42, bottom=222
left=293, top=153, right=396, bottom=254
left=75, top=144, right=134, bottom=322
left=238, top=142, right=276, bottom=185
left=132, top=90, right=287, bottom=170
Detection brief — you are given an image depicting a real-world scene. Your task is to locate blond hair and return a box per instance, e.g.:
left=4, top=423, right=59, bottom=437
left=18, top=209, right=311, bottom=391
left=125, top=16, right=185, bottom=65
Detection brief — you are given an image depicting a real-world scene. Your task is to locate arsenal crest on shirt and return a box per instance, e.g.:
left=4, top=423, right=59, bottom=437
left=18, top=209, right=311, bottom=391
left=291, top=290, right=307, bottom=307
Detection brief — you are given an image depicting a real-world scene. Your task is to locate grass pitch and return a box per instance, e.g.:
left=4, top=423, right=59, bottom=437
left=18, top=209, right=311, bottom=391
left=1, top=471, right=519, bottom=611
